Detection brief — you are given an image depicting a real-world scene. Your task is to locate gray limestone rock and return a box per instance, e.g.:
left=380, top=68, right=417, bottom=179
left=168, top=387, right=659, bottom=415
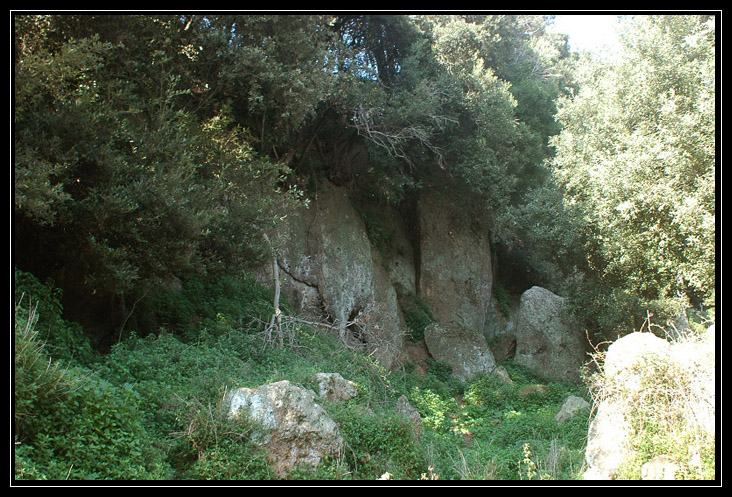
left=228, top=380, right=343, bottom=477
left=424, top=322, right=498, bottom=382
left=514, top=286, right=589, bottom=383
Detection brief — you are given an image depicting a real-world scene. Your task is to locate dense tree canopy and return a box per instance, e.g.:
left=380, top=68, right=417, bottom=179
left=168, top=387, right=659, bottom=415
left=549, top=15, right=716, bottom=330
left=14, top=13, right=715, bottom=342
left=14, top=13, right=570, bottom=337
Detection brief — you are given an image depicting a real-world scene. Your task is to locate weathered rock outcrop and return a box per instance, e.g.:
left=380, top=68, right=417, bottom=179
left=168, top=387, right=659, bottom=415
left=555, top=395, right=590, bottom=424
left=583, top=327, right=715, bottom=480
left=270, top=203, right=321, bottom=315
left=514, top=286, right=588, bottom=383
left=417, top=189, right=493, bottom=332
left=414, top=189, right=504, bottom=382
left=310, top=182, right=376, bottom=336
left=263, top=181, right=590, bottom=386
left=583, top=395, right=632, bottom=480
left=261, top=180, right=405, bottom=368
left=227, top=380, right=344, bottom=477
left=396, top=395, right=423, bottom=439
left=583, top=332, right=673, bottom=480
left=262, top=181, right=500, bottom=373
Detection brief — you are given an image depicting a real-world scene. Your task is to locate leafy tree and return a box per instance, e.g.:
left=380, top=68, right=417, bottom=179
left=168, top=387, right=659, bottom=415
left=14, top=15, right=297, bottom=341
left=549, top=15, right=716, bottom=329
left=323, top=14, right=569, bottom=207
left=333, top=14, right=420, bottom=86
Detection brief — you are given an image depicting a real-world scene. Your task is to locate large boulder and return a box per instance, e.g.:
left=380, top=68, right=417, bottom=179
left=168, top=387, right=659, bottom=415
left=513, top=286, right=588, bottom=383
left=583, top=327, right=716, bottom=480
left=227, top=380, right=344, bottom=477
left=424, top=322, right=501, bottom=382
left=269, top=204, right=322, bottom=315
left=583, top=332, right=672, bottom=480
left=667, top=325, right=716, bottom=435
left=583, top=396, right=633, bottom=480
left=555, top=395, right=590, bottom=424
left=603, top=331, right=670, bottom=381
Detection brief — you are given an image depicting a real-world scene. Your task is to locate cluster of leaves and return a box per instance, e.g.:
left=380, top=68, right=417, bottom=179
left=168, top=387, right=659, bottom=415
left=356, top=207, right=394, bottom=257
left=492, top=281, right=513, bottom=318
left=14, top=270, right=98, bottom=366
left=405, top=361, right=590, bottom=480
left=15, top=14, right=571, bottom=344
left=14, top=14, right=308, bottom=340
left=13, top=268, right=291, bottom=480
left=328, top=403, right=425, bottom=480
left=326, top=15, right=571, bottom=206
left=125, top=272, right=281, bottom=341
left=395, top=285, right=437, bottom=342
left=14, top=271, right=169, bottom=480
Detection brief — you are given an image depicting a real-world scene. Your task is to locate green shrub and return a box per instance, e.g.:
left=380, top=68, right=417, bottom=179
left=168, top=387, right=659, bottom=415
left=99, top=332, right=252, bottom=440
left=493, top=281, right=512, bottom=318
left=286, top=456, right=353, bottom=480
left=357, top=208, right=394, bottom=257
left=14, top=268, right=97, bottom=366
left=14, top=301, right=168, bottom=480
left=184, top=273, right=281, bottom=328
left=14, top=297, right=74, bottom=446
left=22, top=373, right=169, bottom=480
left=394, top=286, right=436, bottom=342
left=126, top=273, right=283, bottom=340
left=329, top=403, right=425, bottom=480
left=186, top=438, right=272, bottom=480
left=409, top=387, right=457, bottom=432
left=463, top=372, right=514, bottom=411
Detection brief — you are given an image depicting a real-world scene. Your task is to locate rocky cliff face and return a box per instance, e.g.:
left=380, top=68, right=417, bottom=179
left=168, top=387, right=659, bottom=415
left=259, top=179, right=578, bottom=383
left=417, top=189, right=493, bottom=333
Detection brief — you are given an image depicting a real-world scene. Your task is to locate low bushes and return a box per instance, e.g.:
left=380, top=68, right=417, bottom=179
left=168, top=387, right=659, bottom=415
left=14, top=291, right=168, bottom=480
left=14, top=267, right=593, bottom=481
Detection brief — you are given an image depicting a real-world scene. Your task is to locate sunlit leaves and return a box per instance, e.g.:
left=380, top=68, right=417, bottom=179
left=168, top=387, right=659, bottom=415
left=551, top=15, right=715, bottom=310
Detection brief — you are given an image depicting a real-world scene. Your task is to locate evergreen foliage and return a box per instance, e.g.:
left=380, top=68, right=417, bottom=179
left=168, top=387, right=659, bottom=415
left=549, top=15, right=716, bottom=333
left=15, top=13, right=574, bottom=340
left=14, top=267, right=593, bottom=481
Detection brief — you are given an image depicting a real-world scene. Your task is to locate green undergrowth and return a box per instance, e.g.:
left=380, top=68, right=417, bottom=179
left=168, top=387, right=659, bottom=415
left=14, top=267, right=591, bottom=481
